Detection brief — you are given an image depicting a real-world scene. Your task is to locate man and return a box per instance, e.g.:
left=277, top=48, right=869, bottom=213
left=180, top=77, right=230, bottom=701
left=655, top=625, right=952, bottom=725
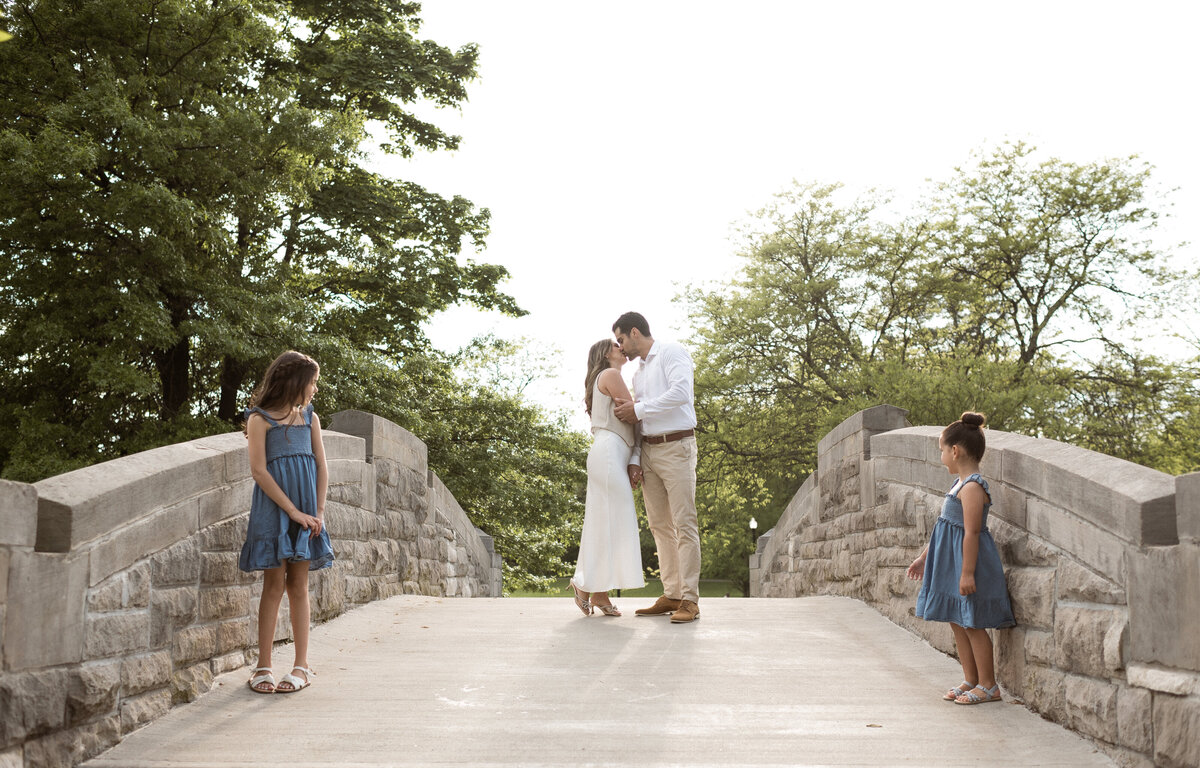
left=611, top=311, right=701, bottom=623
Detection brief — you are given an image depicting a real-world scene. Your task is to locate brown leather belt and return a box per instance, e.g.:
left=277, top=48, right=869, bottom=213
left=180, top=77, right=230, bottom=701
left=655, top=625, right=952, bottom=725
left=642, top=429, right=695, bottom=445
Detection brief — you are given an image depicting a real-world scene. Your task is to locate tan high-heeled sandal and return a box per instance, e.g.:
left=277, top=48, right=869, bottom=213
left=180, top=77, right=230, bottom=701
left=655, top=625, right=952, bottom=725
left=569, top=580, right=591, bottom=616
left=593, top=603, right=621, bottom=617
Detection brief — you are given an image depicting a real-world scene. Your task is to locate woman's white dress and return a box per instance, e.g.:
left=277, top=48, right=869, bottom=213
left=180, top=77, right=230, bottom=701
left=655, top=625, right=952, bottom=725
left=573, top=382, right=645, bottom=591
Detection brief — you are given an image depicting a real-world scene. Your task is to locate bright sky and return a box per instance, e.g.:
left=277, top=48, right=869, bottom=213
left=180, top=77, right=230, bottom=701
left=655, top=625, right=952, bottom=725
left=390, top=1, right=1200, bottom=429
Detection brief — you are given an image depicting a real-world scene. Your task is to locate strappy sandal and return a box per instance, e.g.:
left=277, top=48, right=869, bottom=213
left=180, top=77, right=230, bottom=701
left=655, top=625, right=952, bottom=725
left=569, top=580, right=591, bottom=616
left=593, top=602, right=621, bottom=617
left=944, top=681, right=974, bottom=701
left=276, top=666, right=314, bottom=693
left=955, top=684, right=1001, bottom=705
left=247, top=667, right=275, bottom=694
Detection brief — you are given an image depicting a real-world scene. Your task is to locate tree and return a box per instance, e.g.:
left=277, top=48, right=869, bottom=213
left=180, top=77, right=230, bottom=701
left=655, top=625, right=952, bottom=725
left=686, top=143, right=1197, bottom=586
left=0, top=1, right=587, bottom=591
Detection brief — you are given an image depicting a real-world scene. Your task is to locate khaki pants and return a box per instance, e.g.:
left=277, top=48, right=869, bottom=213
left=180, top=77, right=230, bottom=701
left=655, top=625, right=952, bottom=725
left=641, top=437, right=700, bottom=602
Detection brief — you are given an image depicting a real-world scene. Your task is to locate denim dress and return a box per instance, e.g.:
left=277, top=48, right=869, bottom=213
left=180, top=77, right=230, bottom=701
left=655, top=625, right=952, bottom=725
left=238, top=404, right=335, bottom=572
left=915, top=473, right=1014, bottom=628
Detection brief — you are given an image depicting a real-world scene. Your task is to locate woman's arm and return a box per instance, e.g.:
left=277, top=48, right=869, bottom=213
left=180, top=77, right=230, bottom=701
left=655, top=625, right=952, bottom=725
left=247, top=415, right=320, bottom=533
left=959, top=482, right=986, bottom=595
left=311, top=412, right=328, bottom=537
left=597, top=368, right=632, bottom=401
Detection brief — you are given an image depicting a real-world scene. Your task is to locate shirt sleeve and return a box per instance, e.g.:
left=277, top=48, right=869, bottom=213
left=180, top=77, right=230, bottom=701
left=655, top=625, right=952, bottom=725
left=630, top=422, right=642, bottom=466
left=633, top=343, right=694, bottom=421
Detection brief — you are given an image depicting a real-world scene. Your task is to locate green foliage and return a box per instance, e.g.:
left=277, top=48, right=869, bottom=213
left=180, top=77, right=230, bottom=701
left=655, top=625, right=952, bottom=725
left=0, top=0, right=582, bottom=591
left=687, top=143, right=1200, bottom=586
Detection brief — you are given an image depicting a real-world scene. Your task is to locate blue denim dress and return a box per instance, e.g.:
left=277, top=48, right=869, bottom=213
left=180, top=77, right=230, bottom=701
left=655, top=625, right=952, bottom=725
left=915, top=474, right=1014, bottom=628
left=238, top=404, right=335, bottom=572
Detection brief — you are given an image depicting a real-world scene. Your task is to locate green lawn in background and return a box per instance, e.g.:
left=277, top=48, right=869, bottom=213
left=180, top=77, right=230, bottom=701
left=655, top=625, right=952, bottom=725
left=508, top=578, right=743, bottom=598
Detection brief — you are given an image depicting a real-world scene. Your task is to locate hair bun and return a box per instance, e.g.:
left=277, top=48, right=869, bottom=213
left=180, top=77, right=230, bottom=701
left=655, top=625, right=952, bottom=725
left=961, top=411, right=986, bottom=428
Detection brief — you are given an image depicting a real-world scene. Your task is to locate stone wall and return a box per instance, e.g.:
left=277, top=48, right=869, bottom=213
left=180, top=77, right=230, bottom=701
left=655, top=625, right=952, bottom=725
left=0, top=411, right=501, bottom=768
left=751, top=404, right=1200, bottom=768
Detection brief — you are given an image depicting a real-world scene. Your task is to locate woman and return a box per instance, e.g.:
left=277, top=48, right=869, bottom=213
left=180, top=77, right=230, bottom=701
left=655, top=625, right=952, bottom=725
left=570, top=339, right=645, bottom=616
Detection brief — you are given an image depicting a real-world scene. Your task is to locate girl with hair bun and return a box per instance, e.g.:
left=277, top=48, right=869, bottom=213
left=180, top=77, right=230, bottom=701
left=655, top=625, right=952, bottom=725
left=907, top=411, right=1014, bottom=705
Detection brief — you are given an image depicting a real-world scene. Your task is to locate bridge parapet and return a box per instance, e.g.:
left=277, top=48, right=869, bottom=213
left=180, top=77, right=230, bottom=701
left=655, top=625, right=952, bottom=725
left=0, top=412, right=500, bottom=767
left=751, top=405, right=1200, bottom=768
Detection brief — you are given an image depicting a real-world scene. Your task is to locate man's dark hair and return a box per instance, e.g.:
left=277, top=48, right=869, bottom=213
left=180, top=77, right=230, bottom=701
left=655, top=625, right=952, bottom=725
left=612, top=311, right=651, bottom=337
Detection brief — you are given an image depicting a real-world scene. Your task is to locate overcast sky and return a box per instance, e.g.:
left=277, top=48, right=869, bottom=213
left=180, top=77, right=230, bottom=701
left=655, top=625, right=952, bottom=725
left=389, top=1, right=1200, bottom=429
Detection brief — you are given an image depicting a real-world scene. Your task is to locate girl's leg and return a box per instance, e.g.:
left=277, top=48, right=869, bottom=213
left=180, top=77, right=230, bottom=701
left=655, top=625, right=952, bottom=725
left=950, top=623, right=978, bottom=686
left=256, top=566, right=287, bottom=668
left=280, top=560, right=312, bottom=688
left=964, top=628, right=996, bottom=688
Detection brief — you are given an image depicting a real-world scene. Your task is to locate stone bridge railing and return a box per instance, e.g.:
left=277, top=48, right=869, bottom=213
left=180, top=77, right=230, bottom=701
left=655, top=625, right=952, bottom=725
left=751, top=404, right=1199, bottom=768
left=1, top=410, right=501, bottom=767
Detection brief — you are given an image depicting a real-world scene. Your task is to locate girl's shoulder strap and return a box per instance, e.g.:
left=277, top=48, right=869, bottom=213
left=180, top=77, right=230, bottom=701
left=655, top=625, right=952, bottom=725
left=303, top=403, right=315, bottom=425
left=961, top=473, right=991, bottom=500
left=244, top=406, right=280, bottom=427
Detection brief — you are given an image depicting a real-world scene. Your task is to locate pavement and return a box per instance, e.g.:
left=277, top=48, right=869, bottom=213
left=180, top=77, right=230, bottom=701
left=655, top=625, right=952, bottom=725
left=85, top=595, right=1114, bottom=767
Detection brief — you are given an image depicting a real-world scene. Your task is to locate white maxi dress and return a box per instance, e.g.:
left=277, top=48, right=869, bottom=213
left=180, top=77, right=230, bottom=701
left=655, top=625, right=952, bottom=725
left=573, top=382, right=645, bottom=592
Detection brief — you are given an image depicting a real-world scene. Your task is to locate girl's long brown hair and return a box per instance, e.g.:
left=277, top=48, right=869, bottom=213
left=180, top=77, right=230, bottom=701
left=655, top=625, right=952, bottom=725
left=584, top=339, right=614, bottom=416
left=244, top=351, right=320, bottom=433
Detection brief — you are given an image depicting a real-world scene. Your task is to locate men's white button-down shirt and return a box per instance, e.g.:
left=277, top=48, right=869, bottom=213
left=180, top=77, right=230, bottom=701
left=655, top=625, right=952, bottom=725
left=630, top=340, right=697, bottom=466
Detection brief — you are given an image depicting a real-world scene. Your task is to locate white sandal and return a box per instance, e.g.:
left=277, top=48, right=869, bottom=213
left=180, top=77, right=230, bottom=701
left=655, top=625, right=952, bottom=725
left=247, top=667, right=275, bottom=694
left=276, top=666, right=314, bottom=693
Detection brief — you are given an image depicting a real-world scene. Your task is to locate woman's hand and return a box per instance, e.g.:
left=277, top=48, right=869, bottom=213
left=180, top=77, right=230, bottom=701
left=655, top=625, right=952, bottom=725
left=959, top=573, right=976, bottom=596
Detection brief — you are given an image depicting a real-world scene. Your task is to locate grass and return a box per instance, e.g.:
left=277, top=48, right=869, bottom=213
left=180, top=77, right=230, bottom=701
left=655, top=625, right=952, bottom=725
left=507, top=578, right=744, bottom=598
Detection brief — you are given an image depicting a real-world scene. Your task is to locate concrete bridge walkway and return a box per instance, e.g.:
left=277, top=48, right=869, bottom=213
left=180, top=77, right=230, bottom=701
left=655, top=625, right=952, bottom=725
left=85, top=596, right=1113, bottom=767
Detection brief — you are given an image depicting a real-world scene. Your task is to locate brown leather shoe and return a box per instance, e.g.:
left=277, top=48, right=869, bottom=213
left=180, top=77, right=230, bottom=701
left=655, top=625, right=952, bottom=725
left=670, top=600, right=700, bottom=623
left=634, top=596, right=682, bottom=616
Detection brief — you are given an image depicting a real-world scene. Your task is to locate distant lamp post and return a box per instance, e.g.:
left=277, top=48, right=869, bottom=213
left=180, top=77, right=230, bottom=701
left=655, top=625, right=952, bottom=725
left=749, top=516, right=758, bottom=547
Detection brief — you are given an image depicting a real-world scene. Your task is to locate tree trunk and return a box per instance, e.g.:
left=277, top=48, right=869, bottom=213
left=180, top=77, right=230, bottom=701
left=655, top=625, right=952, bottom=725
left=155, top=299, right=191, bottom=420
left=218, top=356, right=252, bottom=423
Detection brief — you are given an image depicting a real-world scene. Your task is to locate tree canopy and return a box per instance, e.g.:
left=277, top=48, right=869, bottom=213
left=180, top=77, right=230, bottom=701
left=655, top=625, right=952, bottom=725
left=686, top=143, right=1200, bottom=589
left=0, top=0, right=580, bottom=591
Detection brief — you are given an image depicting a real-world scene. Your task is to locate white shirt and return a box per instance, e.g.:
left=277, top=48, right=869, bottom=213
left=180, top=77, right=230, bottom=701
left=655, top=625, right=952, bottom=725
left=630, top=340, right=697, bottom=465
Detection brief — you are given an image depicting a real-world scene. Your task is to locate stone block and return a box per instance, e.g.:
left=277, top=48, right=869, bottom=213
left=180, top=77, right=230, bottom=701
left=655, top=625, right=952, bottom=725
left=66, top=661, right=121, bottom=724
left=21, top=714, right=119, bottom=768
left=213, top=650, right=246, bottom=675
left=217, top=618, right=252, bottom=654
left=171, top=661, right=214, bottom=704
left=0, top=668, right=68, bottom=744
left=1057, top=558, right=1125, bottom=604
left=1178, top=472, right=1200, bottom=542
left=1117, top=686, right=1152, bottom=753
left=0, top=747, right=19, bottom=768
left=1005, top=567, right=1055, bottom=629
left=199, top=516, right=249, bottom=552
left=989, top=482, right=1027, bottom=529
left=3, top=550, right=88, bottom=671
left=201, top=551, right=241, bottom=586
left=1154, top=694, right=1200, bottom=768
left=0, top=480, right=37, bottom=547
left=172, top=625, right=217, bottom=665
left=199, top=586, right=251, bottom=621
left=151, top=536, right=201, bottom=586
left=1054, top=605, right=1122, bottom=679
left=1127, top=663, right=1200, bottom=696
left=326, top=410, right=414, bottom=466
left=34, top=436, right=231, bottom=552
left=1063, top=674, right=1118, bottom=740
left=85, top=611, right=151, bottom=659
left=120, top=689, right=171, bottom=733
left=1027, top=498, right=1125, bottom=583
left=1021, top=663, right=1067, bottom=721
left=88, top=499, right=199, bottom=586
left=992, top=523, right=1058, bottom=567
left=1128, top=542, right=1200, bottom=672
left=1025, top=629, right=1054, bottom=666
left=151, top=587, right=198, bottom=647
left=122, top=651, right=172, bottom=695
left=87, top=574, right=125, bottom=613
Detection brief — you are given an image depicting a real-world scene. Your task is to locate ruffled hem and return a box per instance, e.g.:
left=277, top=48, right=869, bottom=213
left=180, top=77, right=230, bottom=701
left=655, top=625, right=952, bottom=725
left=915, top=590, right=1015, bottom=629
left=239, top=529, right=335, bottom=572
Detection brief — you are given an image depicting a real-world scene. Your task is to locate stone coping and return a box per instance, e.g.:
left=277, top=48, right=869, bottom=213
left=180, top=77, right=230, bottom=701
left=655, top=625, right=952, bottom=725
left=31, top=430, right=366, bottom=553
left=871, top=427, right=1177, bottom=547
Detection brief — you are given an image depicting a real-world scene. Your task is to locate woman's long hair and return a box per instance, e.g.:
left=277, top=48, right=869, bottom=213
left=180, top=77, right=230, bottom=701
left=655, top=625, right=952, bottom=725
left=584, top=339, right=614, bottom=416
left=244, top=351, right=320, bottom=433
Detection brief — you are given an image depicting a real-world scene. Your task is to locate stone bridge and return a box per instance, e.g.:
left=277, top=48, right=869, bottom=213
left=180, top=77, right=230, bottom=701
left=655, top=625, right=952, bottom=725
left=1, top=407, right=1198, bottom=767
